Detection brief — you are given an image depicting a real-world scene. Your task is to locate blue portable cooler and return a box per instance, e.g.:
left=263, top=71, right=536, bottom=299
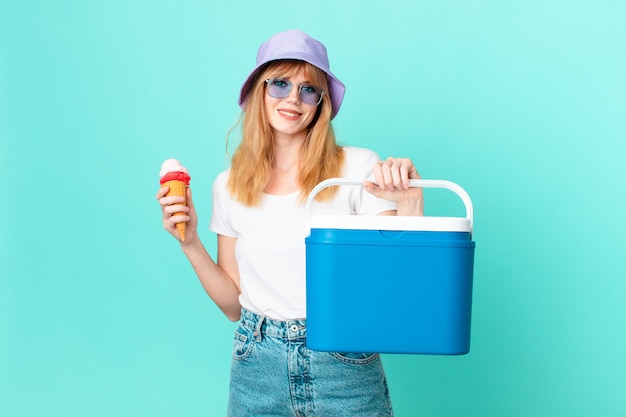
left=305, top=179, right=476, bottom=355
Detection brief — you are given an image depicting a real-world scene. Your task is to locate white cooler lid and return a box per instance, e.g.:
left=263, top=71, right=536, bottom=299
left=310, top=215, right=471, bottom=232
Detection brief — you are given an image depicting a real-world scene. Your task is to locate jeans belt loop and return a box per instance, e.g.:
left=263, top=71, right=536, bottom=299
left=253, top=315, right=265, bottom=342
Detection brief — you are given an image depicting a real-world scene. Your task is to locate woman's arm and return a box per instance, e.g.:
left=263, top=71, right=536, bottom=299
left=157, top=186, right=242, bottom=321
left=180, top=235, right=242, bottom=321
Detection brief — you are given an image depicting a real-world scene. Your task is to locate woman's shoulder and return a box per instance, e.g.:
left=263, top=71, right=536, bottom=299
left=341, top=146, right=381, bottom=177
left=212, top=167, right=231, bottom=189
left=342, top=146, right=380, bottom=160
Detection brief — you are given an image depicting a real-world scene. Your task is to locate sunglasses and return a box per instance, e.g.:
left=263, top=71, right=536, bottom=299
left=265, top=77, right=325, bottom=106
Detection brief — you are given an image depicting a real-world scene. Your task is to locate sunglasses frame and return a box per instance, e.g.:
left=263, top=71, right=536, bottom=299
left=265, top=77, right=325, bottom=106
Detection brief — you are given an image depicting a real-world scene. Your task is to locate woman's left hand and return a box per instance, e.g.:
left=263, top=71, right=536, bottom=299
left=364, top=157, right=424, bottom=216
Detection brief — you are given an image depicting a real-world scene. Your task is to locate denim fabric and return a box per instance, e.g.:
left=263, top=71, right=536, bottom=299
left=227, top=308, right=393, bottom=417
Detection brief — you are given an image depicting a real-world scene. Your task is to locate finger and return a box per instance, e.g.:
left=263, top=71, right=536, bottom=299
left=162, top=208, right=190, bottom=231
left=372, top=163, right=384, bottom=189
left=163, top=202, right=189, bottom=215
left=388, top=159, right=406, bottom=190
left=162, top=216, right=189, bottom=239
left=156, top=186, right=169, bottom=200
left=159, top=194, right=186, bottom=208
left=409, top=164, right=421, bottom=179
left=157, top=186, right=186, bottom=208
left=379, top=158, right=395, bottom=189
left=398, top=162, right=410, bottom=189
left=363, top=179, right=378, bottom=196
left=185, top=187, right=195, bottom=211
left=400, top=159, right=418, bottom=189
left=168, top=213, right=190, bottom=224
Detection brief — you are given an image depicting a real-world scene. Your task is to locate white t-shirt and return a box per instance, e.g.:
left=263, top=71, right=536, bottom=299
left=209, top=146, right=396, bottom=320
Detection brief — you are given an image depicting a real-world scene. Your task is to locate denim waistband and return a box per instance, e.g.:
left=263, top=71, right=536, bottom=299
left=240, top=308, right=307, bottom=340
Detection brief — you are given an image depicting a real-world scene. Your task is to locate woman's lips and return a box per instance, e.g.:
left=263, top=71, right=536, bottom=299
left=278, top=108, right=302, bottom=119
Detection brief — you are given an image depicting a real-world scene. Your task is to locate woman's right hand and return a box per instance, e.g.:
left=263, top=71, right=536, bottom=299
left=156, top=186, right=198, bottom=245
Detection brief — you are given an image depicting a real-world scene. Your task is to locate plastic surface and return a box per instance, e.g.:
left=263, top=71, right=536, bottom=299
left=304, top=178, right=476, bottom=355
left=305, top=178, right=474, bottom=234
left=310, top=214, right=471, bottom=232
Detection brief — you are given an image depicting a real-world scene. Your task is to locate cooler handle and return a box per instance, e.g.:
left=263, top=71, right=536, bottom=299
left=305, top=178, right=474, bottom=234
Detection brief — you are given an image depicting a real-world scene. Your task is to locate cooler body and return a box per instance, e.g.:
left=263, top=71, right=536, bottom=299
left=306, top=228, right=475, bottom=355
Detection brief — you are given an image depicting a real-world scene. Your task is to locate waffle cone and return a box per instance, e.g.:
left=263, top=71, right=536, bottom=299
left=163, top=179, right=187, bottom=241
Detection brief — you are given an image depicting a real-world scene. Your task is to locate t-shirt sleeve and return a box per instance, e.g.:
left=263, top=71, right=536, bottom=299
left=209, top=170, right=238, bottom=238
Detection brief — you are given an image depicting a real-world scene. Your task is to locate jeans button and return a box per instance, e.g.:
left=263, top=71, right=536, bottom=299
left=290, top=325, right=298, bottom=332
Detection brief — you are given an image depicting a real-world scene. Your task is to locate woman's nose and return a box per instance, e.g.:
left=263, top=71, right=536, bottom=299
left=285, top=85, right=300, bottom=103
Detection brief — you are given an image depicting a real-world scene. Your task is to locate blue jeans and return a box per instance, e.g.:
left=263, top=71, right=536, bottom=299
left=227, top=308, right=393, bottom=416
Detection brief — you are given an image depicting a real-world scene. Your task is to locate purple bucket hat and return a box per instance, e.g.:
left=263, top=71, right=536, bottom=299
left=238, top=29, right=346, bottom=119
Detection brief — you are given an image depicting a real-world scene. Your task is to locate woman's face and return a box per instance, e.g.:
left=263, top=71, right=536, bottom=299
left=263, top=67, right=320, bottom=141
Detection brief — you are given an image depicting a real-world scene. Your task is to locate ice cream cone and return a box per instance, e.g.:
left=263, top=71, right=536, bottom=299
left=162, top=179, right=187, bottom=241
left=160, top=159, right=191, bottom=243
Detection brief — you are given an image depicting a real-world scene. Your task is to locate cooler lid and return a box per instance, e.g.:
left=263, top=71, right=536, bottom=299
left=310, top=214, right=471, bottom=232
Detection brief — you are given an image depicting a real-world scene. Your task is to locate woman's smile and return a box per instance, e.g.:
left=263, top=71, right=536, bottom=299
left=277, top=108, right=303, bottom=120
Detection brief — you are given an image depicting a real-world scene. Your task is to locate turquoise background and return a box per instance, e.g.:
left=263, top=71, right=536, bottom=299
left=1, top=0, right=625, bottom=416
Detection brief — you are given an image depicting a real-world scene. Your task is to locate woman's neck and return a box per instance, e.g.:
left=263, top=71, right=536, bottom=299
left=271, top=132, right=305, bottom=169
left=265, top=134, right=304, bottom=195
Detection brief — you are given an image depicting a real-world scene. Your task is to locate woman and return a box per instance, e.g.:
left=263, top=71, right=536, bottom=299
left=157, top=29, right=423, bottom=417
